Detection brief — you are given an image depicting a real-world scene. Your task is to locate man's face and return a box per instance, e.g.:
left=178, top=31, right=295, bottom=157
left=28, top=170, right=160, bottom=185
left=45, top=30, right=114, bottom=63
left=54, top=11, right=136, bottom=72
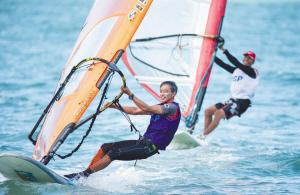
left=160, top=85, right=175, bottom=103
left=243, top=55, right=255, bottom=66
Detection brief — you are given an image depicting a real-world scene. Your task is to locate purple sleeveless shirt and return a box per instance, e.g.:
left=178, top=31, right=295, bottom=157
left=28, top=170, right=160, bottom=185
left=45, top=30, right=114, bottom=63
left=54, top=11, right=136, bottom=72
left=144, top=102, right=181, bottom=150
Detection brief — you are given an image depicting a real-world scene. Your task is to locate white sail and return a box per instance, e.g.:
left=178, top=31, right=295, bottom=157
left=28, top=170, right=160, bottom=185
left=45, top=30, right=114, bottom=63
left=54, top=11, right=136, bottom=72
left=122, top=0, right=227, bottom=125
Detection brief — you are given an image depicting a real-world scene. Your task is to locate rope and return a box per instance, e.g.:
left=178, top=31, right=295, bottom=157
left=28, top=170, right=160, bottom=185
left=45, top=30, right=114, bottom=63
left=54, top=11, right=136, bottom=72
left=128, top=44, right=189, bottom=77
left=171, top=34, right=183, bottom=61
left=29, top=57, right=111, bottom=145
left=56, top=74, right=114, bottom=159
left=112, top=99, right=143, bottom=167
left=113, top=99, right=142, bottom=138
left=128, top=34, right=224, bottom=78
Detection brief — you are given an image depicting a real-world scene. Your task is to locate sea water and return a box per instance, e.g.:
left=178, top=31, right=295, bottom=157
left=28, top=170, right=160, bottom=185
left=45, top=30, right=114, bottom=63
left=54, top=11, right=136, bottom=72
left=1, top=0, right=300, bottom=194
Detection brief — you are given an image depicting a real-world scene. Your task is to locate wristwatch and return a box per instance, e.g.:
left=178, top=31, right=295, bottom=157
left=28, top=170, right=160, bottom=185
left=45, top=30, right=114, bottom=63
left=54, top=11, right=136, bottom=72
left=129, top=94, right=134, bottom=100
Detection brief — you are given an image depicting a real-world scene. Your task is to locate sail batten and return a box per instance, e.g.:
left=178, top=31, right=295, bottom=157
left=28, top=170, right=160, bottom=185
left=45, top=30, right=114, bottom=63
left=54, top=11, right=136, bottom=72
left=135, top=76, right=195, bottom=86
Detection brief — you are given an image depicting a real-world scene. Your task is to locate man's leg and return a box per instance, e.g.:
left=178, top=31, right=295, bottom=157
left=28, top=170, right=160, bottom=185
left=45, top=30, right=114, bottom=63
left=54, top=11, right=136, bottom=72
left=89, top=154, right=112, bottom=173
left=89, top=138, right=158, bottom=174
left=87, top=148, right=105, bottom=169
left=204, top=105, right=218, bottom=130
left=65, top=155, right=112, bottom=179
left=203, top=109, right=226, bottom=135
left=87, top=140, right=138, bottom=169
left=64, top=140, right=137, bottom=179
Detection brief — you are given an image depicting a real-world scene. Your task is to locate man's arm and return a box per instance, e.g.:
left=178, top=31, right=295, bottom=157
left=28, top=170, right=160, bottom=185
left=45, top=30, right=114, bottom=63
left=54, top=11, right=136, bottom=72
left=104, top=103, right=151, bottom=115
left=105, top=86, right=163, bottom=115
left=214, top=57, right=236, bottom=74
left=126, top=87, right=163, bottom=115
left=223, top=49, right=256, bottom=78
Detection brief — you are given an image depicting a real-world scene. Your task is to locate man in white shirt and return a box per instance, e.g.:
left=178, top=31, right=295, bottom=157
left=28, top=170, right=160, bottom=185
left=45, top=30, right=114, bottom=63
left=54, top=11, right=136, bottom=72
left=199, top=46, right=259, bottom=139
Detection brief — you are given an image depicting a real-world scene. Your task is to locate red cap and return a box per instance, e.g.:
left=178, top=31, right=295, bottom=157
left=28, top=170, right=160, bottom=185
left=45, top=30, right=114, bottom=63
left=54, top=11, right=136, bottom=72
left=244, top=51, right=256, bottom=60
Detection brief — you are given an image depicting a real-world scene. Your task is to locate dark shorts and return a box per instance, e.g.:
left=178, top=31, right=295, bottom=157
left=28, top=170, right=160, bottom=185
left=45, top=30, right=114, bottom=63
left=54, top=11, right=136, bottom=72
left=101, top=137, right=159, bottom=161
left=215, top=98, right=251, bottom=119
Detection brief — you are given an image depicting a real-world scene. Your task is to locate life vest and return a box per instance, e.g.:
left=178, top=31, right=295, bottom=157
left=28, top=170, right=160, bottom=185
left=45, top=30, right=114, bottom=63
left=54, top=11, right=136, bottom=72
left=230, top=68, right=259, bottom=100
left=144, top=102, right=181, bottom=150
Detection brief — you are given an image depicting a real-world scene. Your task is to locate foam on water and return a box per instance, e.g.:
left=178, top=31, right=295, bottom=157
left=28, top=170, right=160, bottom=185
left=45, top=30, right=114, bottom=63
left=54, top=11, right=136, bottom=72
left=87, top=167, right=145, bottom=193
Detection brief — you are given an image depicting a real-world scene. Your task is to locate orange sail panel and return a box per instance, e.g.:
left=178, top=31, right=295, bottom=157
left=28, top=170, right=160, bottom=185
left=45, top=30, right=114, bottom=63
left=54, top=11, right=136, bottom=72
left=32, top=0, right=153, bottom=162
left=122, top=0, right=227, bottom=119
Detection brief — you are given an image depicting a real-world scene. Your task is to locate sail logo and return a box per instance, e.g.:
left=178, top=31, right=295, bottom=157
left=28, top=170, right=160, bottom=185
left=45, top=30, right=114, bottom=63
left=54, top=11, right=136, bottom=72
left=74, top=90, right=96, bottom=120
left=138, top=0, right=147, bottom=5
left=233, top=76, right=243, bottom=82
left=128, top=0, right=147, bottom=21
left=14, top=170, right=38, bottom=182
left=135, top=4, right=144, bottom=12
left=128, top=10, right=137, bottom=21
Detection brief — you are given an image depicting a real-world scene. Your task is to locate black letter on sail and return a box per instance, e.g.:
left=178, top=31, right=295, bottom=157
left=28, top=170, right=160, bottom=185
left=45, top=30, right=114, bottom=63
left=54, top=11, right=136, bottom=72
left=128, top=10, right=137, bottom=21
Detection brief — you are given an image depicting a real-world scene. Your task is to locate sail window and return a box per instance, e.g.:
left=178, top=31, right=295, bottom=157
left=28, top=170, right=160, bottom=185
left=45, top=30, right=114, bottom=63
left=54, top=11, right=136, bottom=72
left=58, top=17, right=119, bottom=98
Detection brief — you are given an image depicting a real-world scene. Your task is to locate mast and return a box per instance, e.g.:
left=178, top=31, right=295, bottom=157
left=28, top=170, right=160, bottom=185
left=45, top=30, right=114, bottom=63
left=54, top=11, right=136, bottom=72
left=186, top=0, right=227, bottom=134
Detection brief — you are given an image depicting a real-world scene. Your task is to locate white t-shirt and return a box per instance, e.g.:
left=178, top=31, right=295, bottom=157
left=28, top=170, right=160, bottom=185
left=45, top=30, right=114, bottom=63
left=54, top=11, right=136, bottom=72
left=230, top=68, right=259, bottom=100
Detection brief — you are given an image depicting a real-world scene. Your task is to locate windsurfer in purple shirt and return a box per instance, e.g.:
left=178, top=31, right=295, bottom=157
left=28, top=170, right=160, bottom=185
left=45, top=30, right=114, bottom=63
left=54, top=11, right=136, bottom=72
left=64, top=81, right=181, bottom=180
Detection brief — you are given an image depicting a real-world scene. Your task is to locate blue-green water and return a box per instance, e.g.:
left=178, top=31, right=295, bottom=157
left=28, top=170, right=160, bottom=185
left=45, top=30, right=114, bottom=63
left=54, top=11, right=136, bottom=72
left=1, top=0, right=300, bottom=194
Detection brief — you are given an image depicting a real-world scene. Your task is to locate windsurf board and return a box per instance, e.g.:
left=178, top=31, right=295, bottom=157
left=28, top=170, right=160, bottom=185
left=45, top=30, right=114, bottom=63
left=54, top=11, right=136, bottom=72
left=167, top=131, right=201, bottom=150
left=0, top=153, right=73, bottom=185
